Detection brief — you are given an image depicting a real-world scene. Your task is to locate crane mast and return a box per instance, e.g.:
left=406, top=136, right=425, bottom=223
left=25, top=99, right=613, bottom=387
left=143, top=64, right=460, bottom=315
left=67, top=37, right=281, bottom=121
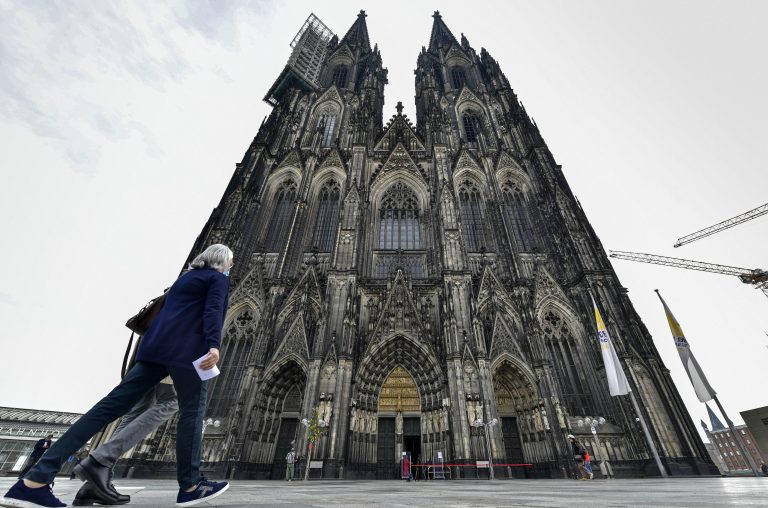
left=608, top=250, right=768, bottom=298
left=674, top=202, right=768, bottom=248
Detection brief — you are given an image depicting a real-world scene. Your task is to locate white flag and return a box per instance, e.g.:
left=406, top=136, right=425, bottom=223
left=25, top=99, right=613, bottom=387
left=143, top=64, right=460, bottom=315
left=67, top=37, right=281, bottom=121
left=591, top=294, right=632, bottom=396
left=655, top=290, right=715, bottom=402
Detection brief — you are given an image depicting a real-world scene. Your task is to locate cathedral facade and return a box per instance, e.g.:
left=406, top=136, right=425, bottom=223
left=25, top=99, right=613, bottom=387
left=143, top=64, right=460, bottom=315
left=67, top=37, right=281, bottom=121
left=124, top=11, right=715, bottom=480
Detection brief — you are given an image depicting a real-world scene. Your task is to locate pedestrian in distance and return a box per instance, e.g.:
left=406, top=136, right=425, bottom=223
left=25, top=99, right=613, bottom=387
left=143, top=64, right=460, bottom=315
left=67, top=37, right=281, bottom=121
left=567, top=434, right=588, bottom=480
left=72, top=379, right=179, bottom=506
left=0, top=244, right=234, bottom=508
left=583, top=450, right=594, bottom=480
left=17, top=435, right=53, bottom=480
left=285, top=448, right=296, bottom=482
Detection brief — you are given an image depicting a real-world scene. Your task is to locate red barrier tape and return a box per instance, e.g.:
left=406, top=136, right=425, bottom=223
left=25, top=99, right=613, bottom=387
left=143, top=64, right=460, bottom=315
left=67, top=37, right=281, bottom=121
left=411, top=463, right=533, bottom=467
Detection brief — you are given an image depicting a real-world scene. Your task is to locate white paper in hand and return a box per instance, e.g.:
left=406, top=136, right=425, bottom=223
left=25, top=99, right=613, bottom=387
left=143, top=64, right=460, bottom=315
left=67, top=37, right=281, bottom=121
left=192, top=354, right=221, bottom=381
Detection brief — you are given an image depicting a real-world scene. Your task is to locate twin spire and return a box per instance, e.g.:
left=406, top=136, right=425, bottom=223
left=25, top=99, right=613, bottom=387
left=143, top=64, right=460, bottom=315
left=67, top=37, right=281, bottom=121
left=337, top=9, right=460, bottom=54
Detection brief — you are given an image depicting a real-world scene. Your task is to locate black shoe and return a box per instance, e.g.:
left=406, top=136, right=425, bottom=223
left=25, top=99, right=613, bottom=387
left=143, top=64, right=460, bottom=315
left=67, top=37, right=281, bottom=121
left=74, top=457, right=120, bottom=503
left=73, top=481, right=130, bottom=506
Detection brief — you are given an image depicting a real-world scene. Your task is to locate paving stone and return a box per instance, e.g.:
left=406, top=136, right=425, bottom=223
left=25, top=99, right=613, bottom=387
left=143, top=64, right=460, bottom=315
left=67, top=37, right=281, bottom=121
left=2, top=477, right=768, bottom=507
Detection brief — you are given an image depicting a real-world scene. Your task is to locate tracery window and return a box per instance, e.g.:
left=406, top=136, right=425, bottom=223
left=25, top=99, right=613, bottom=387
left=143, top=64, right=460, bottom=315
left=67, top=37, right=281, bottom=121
left=542, top=311, right=590, bottom=416
left=378, top=182, right=421, bottom=250
left=207, top=309, right=257, bottom=417
left=265, top=179, right=297, bottom=252
left=458, top=179, right=486, bottom=251
left=433, top=64, right=444, bottom=90
left=332, top=66, right=348, bottom=88
left=451, top=67, right=467, bottom=89
left=312, top=180, right=341, bottom=252
left=501, top=181, right=535, bottom=251
left=317, top=114, right=337, bottom=147
left=462, top=112, right=481, bottom=147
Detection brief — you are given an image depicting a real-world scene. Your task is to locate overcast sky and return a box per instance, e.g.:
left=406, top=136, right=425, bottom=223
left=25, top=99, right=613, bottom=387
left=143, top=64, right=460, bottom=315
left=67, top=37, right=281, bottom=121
left=1, top=0, right=766, bottom=443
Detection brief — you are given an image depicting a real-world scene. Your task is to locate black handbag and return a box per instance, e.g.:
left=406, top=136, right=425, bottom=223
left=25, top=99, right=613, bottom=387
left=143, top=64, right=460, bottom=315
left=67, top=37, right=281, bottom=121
left=122, top=292, right=167, bottom=377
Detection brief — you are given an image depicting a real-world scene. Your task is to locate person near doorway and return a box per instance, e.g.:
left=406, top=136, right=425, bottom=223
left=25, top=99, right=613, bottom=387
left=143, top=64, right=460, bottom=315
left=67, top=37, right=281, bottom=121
left=567, top=434, right=588, bottom=480
left=17, top=435, right=53, bottom=479
left=285, top=448, right=296, bottom=481
left=583, top=450, right=594, bottom=480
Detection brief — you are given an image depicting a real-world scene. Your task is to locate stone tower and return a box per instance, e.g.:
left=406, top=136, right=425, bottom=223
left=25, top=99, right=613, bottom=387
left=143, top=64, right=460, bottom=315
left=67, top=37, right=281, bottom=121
left=123, top=11, right=716, bottom=480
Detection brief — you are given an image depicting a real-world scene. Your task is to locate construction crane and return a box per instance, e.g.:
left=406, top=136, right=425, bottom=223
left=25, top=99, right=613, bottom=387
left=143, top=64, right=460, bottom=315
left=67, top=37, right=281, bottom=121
left=608, top=250, right=768, bottom=298
left=674, top=202, right=768, bottom=248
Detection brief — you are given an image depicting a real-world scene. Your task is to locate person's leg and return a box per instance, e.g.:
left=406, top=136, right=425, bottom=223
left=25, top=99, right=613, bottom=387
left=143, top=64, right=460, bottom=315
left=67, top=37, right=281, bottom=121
left=25, top=362, right=167, bottom=485
left=89, top=384, right=178, bottom=469
left=168, top=366, right=208, bottom=491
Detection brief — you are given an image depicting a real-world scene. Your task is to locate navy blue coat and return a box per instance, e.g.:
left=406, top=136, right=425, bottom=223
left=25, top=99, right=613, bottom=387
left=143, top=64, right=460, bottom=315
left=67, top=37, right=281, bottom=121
left=136, top=267, right=229, bottom=369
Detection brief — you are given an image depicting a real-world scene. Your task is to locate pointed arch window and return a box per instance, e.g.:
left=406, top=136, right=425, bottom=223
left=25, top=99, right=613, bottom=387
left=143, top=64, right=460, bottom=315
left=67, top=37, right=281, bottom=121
left=333, top=66, right=348, bottom=88
left=451, top=67, right=467, bottom=89
left=462, top=112, right=481, bottom=147
left=433, top=64, right=444, bottom=90
left=378, top=182, right=421, bottom=250
left=312, top=180, right=341, bottom=252
left=207, top=308, right=258, bottom=417
left=502, top=181, right=535, bottom=251
left=458, top=179, right=486, bottom=251
left=542, top=311, right=591, bottom=416
left=265, top=179, right=297, bottom=252
left=317, top=114, right=337, bottom=147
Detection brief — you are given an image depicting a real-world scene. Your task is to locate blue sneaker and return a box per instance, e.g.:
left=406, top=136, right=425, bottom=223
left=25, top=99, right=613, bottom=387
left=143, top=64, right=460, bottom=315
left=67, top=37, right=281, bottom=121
left=0, top=480, right=67, bottom=507
left=175, top=478, right=229, bottom=507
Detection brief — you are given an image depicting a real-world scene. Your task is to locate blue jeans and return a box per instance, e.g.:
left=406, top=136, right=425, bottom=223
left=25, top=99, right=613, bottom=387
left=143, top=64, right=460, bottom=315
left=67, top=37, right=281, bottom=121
left=26, top=361, right=207, bottom=490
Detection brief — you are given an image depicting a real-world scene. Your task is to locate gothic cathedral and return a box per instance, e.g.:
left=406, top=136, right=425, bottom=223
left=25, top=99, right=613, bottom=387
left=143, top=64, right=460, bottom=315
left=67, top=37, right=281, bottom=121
left=129, top=11, right=715, bottom=479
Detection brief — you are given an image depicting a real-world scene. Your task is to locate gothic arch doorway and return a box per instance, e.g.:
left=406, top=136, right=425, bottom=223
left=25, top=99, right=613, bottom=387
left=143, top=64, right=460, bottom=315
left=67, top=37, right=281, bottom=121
left=242, top=358, right=306, bottom=479
left=492, top=356, right=538, bottom=478
left=349, top=335, right=447, bottom=479
left=377, top=366, right=422, bottom=479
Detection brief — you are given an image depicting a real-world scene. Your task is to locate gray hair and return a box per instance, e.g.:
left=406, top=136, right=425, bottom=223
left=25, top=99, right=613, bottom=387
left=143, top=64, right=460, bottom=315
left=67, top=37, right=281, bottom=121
left=189, top=244, right=233, bottom=272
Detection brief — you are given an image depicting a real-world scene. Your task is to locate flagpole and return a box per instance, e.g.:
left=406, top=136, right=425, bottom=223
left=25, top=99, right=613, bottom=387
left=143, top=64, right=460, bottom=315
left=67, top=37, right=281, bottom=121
left=628, top=390, right=668, bottom=478
left=712, top=396, right=761, bottom=477
left=653, top=290, right=760, bottom=477
left=587, top=287, right=668, bottom=478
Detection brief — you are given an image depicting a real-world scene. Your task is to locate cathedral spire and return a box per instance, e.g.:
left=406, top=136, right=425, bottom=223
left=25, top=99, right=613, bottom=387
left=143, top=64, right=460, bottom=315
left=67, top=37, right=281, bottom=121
left=706, top=402, right=726, bottom=431
left=428, top=10, right=459, bottom=51
left=340, top=9, right=371, bottom=52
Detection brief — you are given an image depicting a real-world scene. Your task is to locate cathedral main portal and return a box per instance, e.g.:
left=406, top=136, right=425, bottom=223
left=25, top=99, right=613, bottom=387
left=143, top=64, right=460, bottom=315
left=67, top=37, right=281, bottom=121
left=375, top=367, right=421, bottom=479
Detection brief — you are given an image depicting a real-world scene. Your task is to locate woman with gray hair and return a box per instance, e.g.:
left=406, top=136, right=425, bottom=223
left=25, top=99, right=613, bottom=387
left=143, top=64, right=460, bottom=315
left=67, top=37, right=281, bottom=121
left=2, top=244, right=234, bottom=508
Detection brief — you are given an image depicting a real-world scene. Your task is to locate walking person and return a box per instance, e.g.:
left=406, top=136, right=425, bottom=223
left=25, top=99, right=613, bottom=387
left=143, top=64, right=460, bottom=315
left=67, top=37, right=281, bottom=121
left=0, top=244, right=233, bottom=508
left=567, top=434, right=588, bottom=480
left=72, top=379, right=179, bottom=506
left=583, top=450, right=594, bottom=480
left=17, top=435, right=53, bottom=480
left=284, top=448, right=296, bottom=482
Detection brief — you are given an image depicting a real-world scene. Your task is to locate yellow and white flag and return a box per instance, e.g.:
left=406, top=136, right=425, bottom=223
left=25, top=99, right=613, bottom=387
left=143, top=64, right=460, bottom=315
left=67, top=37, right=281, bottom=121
left=591, top=294, right=632, bottom=396
left=655, top=290, right=715, bottom=403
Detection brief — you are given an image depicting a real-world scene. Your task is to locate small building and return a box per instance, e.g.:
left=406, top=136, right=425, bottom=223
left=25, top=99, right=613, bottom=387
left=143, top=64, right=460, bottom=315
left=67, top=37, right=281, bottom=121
left=701, top=403, right=765, bottom=475
left=740, top=406, right=768, bottom=466
left=0, top=406, right=82, bottom=476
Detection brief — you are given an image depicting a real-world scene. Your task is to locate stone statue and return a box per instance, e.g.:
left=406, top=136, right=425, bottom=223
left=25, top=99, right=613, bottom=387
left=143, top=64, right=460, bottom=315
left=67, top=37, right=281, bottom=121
left=554, top=400, right=567, bottom=429
left=322, top=399, right=333, bottom=423
left=350, top=408, right=358, bottom=433
left=533, top=407, right=543, bottom=432
left=395, top=410, right=404, bottom=435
